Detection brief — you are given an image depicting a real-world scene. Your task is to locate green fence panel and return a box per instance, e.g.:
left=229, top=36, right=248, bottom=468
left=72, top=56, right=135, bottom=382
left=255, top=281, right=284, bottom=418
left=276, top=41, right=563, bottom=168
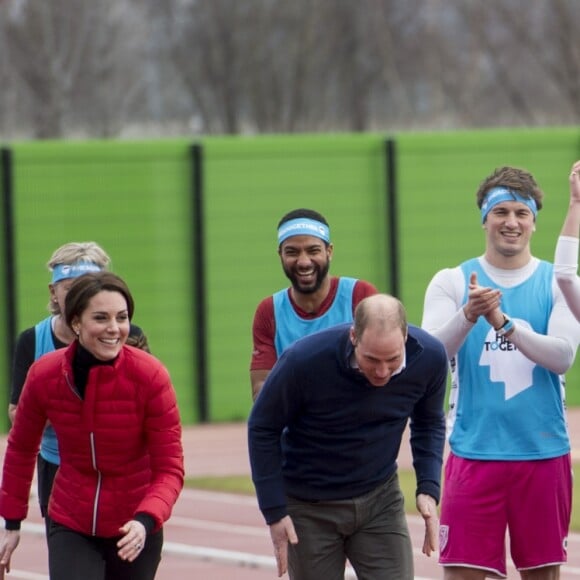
left=202, top=134, right=389, bottom=421
left=396, top=127, right=580, bottom=404
left=0, top=150, right=10, bottom=433
left=4, top=128, right=580, bottom=426
left=11, top=140, right=198, bottom=423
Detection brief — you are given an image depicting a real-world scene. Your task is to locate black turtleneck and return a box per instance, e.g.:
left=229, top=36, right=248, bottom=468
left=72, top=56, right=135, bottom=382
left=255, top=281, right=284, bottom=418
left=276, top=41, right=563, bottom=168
left=72, top=343, right=115, bottom=399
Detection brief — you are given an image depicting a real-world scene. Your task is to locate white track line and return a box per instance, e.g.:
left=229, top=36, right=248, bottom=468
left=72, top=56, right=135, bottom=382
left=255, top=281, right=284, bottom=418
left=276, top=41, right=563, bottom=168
left=163, top=541, right=436, bottom=580
left=19, top=518, right=580, bottom=578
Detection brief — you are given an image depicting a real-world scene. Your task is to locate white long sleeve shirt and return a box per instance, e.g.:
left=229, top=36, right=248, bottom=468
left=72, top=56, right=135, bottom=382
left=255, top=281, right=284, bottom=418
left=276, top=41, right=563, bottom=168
left=554, top=235, right=580, bottom=323
left=422, top=255, right=580, bottom=460
left=422, top=256, right=578, bottom=374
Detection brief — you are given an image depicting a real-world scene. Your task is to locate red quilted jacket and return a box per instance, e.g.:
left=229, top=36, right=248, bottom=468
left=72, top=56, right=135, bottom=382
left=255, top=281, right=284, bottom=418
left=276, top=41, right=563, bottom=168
left=0, top=342, right=184, bottom=537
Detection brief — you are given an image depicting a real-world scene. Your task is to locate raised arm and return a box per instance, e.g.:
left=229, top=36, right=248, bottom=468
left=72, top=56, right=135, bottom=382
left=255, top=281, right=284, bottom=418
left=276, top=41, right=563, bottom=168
left=554, top=161, right=580, bottom=321
left=559, top=161, right=580, bottom=237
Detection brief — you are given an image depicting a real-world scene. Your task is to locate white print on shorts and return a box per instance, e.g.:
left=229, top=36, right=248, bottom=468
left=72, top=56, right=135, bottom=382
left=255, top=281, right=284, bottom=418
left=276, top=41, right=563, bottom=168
left=439, top=525, right=449, bottom=552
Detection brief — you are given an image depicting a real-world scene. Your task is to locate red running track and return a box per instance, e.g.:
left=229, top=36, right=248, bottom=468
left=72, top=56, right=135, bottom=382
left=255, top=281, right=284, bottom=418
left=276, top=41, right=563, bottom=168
left=4, top=414, right=580, bottom=579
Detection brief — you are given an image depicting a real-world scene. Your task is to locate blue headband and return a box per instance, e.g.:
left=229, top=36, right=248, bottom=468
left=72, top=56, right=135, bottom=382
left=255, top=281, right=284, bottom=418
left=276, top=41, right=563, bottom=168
left=480, top=186, right=538, bottom=223
left=277, top=218, right=330, bottom=245
left=51, top=261, right=102, bottom=283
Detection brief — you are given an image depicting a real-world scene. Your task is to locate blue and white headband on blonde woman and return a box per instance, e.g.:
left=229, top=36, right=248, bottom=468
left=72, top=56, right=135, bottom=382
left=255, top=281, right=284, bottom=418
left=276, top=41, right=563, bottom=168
left=51, top=261, right=103, bottom=284
left=480, top=186, right=538, bottom=224
left=277, top=218, right=331, bottom=245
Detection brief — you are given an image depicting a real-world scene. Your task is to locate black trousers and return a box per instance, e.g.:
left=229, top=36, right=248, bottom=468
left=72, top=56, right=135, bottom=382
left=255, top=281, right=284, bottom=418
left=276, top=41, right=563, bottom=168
left=48, top=521, right=163, bottom=580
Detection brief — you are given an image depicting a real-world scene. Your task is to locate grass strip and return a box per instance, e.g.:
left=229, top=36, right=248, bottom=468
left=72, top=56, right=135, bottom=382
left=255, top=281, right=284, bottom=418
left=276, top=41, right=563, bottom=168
left=186, top=464, right=580, bottom=531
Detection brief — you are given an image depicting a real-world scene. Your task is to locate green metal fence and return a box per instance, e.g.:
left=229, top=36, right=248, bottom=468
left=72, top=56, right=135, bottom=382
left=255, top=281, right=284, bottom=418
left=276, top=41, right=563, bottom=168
left=1, top=128, right=579, bottom=430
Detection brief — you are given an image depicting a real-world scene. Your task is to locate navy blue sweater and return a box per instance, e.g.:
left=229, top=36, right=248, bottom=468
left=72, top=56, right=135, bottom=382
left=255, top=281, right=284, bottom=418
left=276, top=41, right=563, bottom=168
left=248, top=323, right=447, bottom=525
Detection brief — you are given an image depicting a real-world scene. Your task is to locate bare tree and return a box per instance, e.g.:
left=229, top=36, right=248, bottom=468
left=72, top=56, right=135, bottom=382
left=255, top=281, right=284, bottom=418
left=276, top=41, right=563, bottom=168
left=76, top=0, right=149, bottom=137
left=1, top=0, right=97, bottom=137
left=3, top=0, right=580, bottom=138
left=432, top=0, right=580, bottom=127
left=169, top=0, right=252, bottom=134
left=0, top=7, right=18, bottom=138
left=487, top=0, right=580, bottom=122
left=241, top=0, right=327, bottom=133
left=1, top=0, right=149, bottom=138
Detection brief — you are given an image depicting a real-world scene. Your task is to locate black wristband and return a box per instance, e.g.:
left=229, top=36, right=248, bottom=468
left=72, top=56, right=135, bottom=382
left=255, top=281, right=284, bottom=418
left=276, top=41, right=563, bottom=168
left=496, top=316, right=515, bottom=337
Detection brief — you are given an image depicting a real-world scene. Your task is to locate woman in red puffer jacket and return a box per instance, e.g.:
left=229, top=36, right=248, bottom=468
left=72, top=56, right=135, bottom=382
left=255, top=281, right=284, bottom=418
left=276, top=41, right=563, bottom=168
left=0, top=272, right=184, bottom=580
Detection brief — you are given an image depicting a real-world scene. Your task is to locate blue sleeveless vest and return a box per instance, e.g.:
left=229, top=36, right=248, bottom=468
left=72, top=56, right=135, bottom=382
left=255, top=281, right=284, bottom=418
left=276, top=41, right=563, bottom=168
left=448, top=258, right=568, bottom=460
left=35, top=317, right=60, bottom=465
left=273, top=277, right=357, bottom=356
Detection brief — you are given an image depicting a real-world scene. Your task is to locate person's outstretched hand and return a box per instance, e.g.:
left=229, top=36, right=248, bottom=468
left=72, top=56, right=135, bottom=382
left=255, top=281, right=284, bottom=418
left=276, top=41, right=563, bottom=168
left=269, top=515, right=299, bottom=577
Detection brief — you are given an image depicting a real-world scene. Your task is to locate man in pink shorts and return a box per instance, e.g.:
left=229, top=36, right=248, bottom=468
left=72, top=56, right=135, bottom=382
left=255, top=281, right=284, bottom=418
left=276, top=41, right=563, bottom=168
left=422, top=165, right=579, bottom=579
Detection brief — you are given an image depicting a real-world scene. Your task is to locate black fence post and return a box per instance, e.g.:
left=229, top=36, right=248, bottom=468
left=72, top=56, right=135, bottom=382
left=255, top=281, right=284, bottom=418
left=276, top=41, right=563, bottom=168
left=385, top=138, right=400, bottom=298
left=1, top=148, right=16, bottom=399
left=190, top=143, right=209, bottom=423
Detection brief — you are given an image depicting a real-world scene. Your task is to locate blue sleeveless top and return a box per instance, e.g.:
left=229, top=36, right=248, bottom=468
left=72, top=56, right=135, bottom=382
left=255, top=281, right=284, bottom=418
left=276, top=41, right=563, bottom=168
left=273, top=277, right=357, bottom=356
left=448, top=258, right=568, bottom=460
left=35, top=317, right=61, bottom=465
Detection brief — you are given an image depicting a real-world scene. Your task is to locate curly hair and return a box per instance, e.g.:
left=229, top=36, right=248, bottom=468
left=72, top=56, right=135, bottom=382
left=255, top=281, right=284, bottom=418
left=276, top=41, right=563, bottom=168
left=126, top=332, right=151, bottom=353
left=476, top=166, right=544, bottom=211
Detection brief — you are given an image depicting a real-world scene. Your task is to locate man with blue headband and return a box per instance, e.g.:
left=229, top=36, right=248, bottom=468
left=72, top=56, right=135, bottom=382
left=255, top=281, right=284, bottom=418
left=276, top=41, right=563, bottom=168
left=250, top=208, right=377, bottom=401
left=422, top=166, right=580, bottom=579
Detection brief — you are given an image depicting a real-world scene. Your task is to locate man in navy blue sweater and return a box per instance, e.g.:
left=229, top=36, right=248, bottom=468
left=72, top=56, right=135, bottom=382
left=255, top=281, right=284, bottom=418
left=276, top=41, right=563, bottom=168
left=248, top=294, right=448, bottom=580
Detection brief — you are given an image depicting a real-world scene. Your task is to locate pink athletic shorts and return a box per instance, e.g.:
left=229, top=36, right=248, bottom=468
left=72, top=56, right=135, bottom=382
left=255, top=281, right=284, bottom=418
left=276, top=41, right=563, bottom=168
left=439, top=452, right=572, bottom=578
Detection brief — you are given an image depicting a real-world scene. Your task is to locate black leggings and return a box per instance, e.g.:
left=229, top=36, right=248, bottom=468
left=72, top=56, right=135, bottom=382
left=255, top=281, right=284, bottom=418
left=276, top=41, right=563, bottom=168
left=48, top=521, right=163, bottom=580
left=37, top=455, right=59, bottom=516
left=37, top=455, right=59, bottom=539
